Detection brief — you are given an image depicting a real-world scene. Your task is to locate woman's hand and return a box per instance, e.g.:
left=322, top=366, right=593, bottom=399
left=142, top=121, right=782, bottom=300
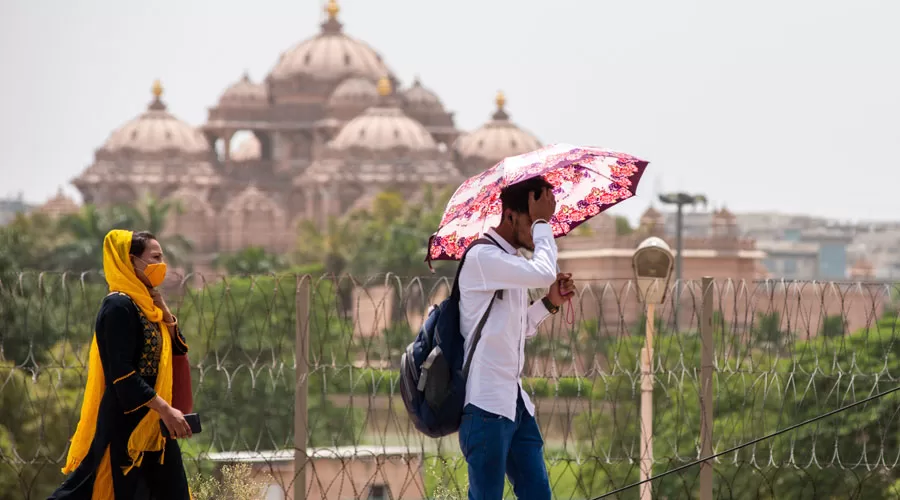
left=149, top=289, right=175, bottom=324
left=149, top=396, right=192, bottom=439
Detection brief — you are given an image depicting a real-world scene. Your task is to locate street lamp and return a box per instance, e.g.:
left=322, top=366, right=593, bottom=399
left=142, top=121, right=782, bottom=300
left=632, top=237, right=675, bottom=500
left=658, top=192, right=707, bottom=327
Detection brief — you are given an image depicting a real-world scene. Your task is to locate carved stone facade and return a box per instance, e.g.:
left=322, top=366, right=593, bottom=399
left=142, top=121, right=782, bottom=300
left=70, top=1, right=542, bottom=258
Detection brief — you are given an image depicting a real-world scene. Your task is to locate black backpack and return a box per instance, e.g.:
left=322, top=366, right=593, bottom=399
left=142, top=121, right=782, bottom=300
left=398, top=237, right=500, bottom=438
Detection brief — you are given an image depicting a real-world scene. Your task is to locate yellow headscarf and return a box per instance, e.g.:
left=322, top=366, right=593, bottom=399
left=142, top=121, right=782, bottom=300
left=62, top=230, right=174, bottom=492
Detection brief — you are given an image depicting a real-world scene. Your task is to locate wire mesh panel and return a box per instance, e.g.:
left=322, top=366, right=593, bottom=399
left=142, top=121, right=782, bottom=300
left=2, top=272, right=900, bottom=499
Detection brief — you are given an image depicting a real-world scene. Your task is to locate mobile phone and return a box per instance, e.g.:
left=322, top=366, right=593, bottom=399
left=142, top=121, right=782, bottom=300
left=159, top=412, right=202, bottom=438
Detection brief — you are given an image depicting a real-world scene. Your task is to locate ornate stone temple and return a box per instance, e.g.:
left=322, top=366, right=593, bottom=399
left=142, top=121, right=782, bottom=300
left=70, top=0, right=542, bottom=259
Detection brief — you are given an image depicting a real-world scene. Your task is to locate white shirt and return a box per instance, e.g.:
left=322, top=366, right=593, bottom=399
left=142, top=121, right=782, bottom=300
left=458, top=222, right=558, bottom=421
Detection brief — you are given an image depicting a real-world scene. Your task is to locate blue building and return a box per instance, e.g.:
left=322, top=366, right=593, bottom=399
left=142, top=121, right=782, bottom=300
left=800, top=228, right=853, bottom=280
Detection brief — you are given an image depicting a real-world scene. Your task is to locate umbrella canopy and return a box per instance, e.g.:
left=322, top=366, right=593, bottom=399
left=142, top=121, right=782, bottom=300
left=428, top=143, right=649, bottom=262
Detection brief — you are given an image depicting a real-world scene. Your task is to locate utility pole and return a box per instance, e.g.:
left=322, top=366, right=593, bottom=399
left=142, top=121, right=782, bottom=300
left=658, top=193, right=707, bottom=328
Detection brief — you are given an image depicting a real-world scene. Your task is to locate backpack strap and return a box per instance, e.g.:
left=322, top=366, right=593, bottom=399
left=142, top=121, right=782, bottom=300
left=450, top=234, right=504, bottom=298
left=462, top=288, right=500, bottom=380
left=454, top=235, right=504, bottom=380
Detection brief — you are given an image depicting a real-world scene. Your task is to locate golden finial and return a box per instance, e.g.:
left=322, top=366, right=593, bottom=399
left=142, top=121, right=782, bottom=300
left=377, top=76, right=392, bottom=97
left=495, top=90, right=506, bottom=110
left=325, top=0, right=340, bottom=19
left=152, top=80, right=164, bottom=98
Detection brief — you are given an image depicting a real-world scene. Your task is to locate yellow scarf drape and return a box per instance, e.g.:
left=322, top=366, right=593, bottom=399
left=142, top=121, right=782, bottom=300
left=62, top=230, right=173, bottom=494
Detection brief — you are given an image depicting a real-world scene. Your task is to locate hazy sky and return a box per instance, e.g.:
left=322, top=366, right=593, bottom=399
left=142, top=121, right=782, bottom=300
left=1, top=0, right=898, bottom=224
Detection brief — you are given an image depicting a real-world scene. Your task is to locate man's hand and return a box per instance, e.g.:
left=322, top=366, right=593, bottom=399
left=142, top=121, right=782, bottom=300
left=528, top=187, right=556, bottom=223
left=547, top=273, right=575, bottom=307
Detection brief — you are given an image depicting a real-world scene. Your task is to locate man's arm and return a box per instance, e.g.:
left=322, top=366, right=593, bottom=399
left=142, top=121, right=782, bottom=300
left=466, top=222, right=558, bottom=291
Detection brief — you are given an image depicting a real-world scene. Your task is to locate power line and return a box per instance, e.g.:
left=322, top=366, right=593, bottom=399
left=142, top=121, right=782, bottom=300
left=593, top=383, right=900, bottom=499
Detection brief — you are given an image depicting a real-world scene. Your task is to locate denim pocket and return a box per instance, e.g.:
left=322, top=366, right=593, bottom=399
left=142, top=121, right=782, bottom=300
left=458, top=412, right=483, bottom=458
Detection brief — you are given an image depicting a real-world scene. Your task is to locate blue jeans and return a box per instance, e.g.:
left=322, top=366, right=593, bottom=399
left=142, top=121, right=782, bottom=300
left=458, top=393, right=551, bottom=500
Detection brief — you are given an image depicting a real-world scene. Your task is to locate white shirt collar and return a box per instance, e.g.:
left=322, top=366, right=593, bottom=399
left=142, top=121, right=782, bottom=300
left=485, top=228, right=517, bottom=255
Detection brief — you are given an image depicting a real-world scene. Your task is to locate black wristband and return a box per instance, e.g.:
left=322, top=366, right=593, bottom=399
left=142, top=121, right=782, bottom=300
left=542, top=296, right=560, bottom=315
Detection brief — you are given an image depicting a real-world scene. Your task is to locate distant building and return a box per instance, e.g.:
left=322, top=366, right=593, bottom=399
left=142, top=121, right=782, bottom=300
left=799, top=228, right=853, bottom=280
left=65, top=0, right=542, bottom=276
left=560, top=208, right=767, bottom=283
left=663, top=209, right=856, bottom=280
left=849, top=256, right=876, bottom=281
left=756, top=240, right=819, bottom=280
left=35, top=188, right=80, bottom=218
left=848, top=227, right=900, bottom=280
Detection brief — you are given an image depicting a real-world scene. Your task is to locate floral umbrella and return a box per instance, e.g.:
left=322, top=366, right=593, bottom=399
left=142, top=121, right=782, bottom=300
left=428, top=143, right=649, bottom=263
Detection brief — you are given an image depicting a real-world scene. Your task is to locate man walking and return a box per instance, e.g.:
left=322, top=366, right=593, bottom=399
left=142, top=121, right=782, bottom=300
left=457, top=175, right=575, bottom=499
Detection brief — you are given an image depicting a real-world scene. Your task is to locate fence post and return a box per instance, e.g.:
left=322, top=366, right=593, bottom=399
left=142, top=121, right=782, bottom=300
left=639, top=302, right=655, bottom=500
left=294, top=275, right=310, bottom=500
left=699, top=276, right=714, bottom=500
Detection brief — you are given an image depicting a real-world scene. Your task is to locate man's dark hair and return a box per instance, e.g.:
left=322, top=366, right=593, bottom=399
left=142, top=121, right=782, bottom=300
left=130, top=231, right=157, bottom=256
left=499, top=176, right=554, bottom=214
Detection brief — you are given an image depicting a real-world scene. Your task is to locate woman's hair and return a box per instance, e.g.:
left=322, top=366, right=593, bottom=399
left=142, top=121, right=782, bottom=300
left=129, top=231, right=157, bottom=256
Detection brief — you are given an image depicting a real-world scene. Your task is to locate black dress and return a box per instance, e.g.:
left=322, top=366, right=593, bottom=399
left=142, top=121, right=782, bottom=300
left=49, top=292, right=191, bottom=500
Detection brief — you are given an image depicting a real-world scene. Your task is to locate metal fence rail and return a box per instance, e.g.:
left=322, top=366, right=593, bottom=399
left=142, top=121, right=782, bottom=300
left=2, top=272, right=900, bottom=499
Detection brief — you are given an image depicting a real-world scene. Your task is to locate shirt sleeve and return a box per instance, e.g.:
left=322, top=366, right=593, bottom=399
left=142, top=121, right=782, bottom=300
left=95, top=297, right=157, bottom=414
left=525, top=300, right=552, bottom=339
left=466, top=222, right=558, bottom=291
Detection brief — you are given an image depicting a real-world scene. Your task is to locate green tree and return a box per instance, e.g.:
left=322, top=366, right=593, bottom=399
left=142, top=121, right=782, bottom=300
left=350, top=187, right=454, bottom=278
left=752, top=311, right=790, bottom=350
left=0, top=212, right=61, bottom=274
left=294, top=214, right=367, bottom=315
left=175, top=275, right=363, bottom=450
left=574, top=319, right=900, bottom=499
left=52, top=205, right=126, bottom=271
left=614, top=215, right=634, bottom=236
left=294, top=216, right=365, bottom=278
left=0, top=342, right=87, bottom=499
left=819, top=314, right=846, bottom=338
left=0, top=272, right=106, bottom=367
left=214, top=246, right=288, bottom=275
left=348, top=188, right=455, bottom=367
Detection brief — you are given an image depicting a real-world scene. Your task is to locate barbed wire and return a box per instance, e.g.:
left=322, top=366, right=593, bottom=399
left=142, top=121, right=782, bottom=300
left=2, top=272, right=900, bottom=499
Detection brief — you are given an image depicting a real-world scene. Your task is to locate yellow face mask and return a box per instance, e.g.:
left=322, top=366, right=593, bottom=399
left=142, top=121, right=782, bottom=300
left=136, top=258, right=167, bottom=288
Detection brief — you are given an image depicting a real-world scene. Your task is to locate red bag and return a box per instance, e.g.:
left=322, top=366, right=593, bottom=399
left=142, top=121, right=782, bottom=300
left=171, top=354, right=194, bottom=414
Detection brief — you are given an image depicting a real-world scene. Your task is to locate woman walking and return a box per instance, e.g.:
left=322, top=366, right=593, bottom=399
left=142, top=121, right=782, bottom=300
left=50, top=230, right=192, bottom=499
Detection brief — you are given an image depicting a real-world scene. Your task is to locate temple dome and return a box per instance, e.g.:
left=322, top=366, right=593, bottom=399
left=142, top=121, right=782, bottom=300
left=268, top=1, right=392, bottom=82
left=454, top=91, right=540, bottom=165
left=329, top=77, right=435, bottom=151
left=100, top=81, right=209, bottom=155
left=218, top=73, right=267, bottom=108
left=328, top=77, right=379, bottom=108
left=402, top=77, right=444, bottom=112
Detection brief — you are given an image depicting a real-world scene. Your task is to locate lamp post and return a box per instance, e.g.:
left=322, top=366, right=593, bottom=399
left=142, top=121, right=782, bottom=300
left=632, top=237, right=675, bottom=500
left=657, top=193, right=707, bottom=328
